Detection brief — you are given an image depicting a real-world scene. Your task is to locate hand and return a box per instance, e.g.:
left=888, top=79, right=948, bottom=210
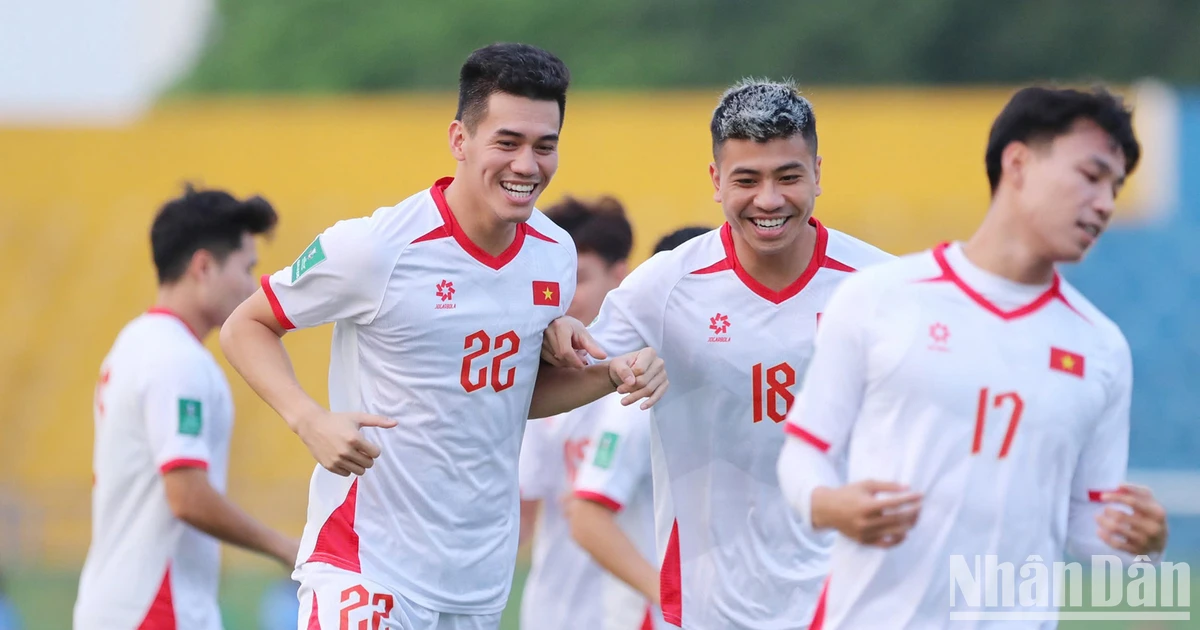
left=1097, top=484, right=1168, bottom=556
left=542, top=316, right=607, bottom=368
left=812, top=481, right=922, bottom=548
left=608, top=347, right=668, bottom=410
left=293, top=409, right=397, bottom=476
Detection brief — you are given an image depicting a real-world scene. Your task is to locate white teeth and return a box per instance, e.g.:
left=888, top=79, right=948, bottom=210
left=1080, top=224, right=1100, bottom=237
left=752, top=217, right=787, bottom=229
left=501, top=182, right=536, bottom=197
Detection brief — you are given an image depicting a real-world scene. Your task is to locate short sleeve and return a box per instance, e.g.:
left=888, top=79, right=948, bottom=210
left=783, top=272, right=875, bottom=458
left=519, top=418, right=559, bottom=501
left=143, top=357, right=216, bottom=474
left=1071, top=335, right=1132, bottom=502
left=261, top=217, right=394, bottom=331
left=587, top=252, right=674, bottom=357
left=573, top=397, right=652, bottom=511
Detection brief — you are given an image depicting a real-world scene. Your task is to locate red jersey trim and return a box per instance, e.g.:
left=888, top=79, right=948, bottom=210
left=661, top=519, right=682, bottom=626
left=706, top=219, right=830, bottom=304
left=146, top=306, right=201, bottom=341
left=260, top=275, right=297, bottom=330
left=306, top=592, right=321, bottom=630
left=137, top=566, right=176, bottom=630
left=574, top=490, right=623, bottom=513
left=429, top=177, right=529, bottom=270
left=159, top=458, right=209, bottom=474
left=785, top=423, right=832, bottom=453
left=526, top=224, right=558, bottom=243
left=809, top=576, right=830, bottom=630
left=822, top=256, right=856, bottom=272
left=306, top=478, right=362, bottom=573
left=1088, top=488, right=1123, bottom=502
left=923, top=243, right=1088, bottom=322
left=412, top=224, right=451, bottom=244
left=640, top=607, right=654, bottom=630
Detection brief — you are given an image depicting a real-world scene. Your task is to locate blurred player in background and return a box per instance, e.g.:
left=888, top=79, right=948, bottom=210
left=543, top=79, right=892, bottom=629
left=516, top=194, right=639, bottom=630
left=778, top=86, right=1169, bottom=629
left=75, top=187, right=298, bottom=630
left=565, top=225, right=712, bottom=630
left=220, top=43, right=667, bottom=630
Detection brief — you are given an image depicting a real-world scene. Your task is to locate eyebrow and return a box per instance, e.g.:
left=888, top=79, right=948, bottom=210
left=1089, top=156, right=1126, bottom=187
left=494, top=128, right=559, bottom=142
left=729, top=161, right=807, bottom=177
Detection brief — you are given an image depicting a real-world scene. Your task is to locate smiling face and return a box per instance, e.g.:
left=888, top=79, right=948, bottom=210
left=449, top=92, right=562, bottom=226
left=1004, top=118, right=1128, bottom=263
left=710, top=134, right=822, bottom=257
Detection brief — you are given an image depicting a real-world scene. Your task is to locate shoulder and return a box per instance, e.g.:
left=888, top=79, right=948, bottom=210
left=628, top=227, right=727, bottom=291
left=828, top=248, right=938, bottom=300
left=822, top=224, right=895, bottom=272
left=525, top=208, right=578, bottom=262
left=1058, top=279, right=1131, bottom=369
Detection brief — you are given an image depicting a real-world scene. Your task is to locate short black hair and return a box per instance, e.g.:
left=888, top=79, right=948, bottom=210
left=986, top=85, right=1140, bottom=194
left=654, top=226, right=712, bottom=254
left=543, top=196, right=633, bottom=266
left=455, top=43, right=570, bottom=133
left=711, top=79, right=818, bottom=159
left=150, top=185, right=278, bottom=284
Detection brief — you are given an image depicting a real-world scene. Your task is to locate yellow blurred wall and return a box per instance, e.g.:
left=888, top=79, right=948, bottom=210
left=0, top=88, right=1142, bottom=568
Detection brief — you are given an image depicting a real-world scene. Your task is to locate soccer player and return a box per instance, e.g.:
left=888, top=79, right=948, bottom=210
left=565, top=225, right=713, bottom=630
left=218, top=43, right=667, bottom=630
left=543, top=80, right=892, bottom=629
left=777, top=86, right=1170, bottom=628
left=74, top=187, right=298, bottom=630
left=516, top=195, right=644, bottom=630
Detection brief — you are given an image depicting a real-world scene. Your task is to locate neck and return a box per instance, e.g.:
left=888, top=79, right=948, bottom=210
left=154, top=284, right=213, bottom=340
left=731, top=220, right=817, bottom=292
left=443, top=178, right=518, bottom=256
left=961, top=199, right=1056, bottom=285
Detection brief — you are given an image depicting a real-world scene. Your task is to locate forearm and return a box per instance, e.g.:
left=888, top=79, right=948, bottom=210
left=777, top=436, right=841, bottom=529
left=529, top=363, right=616, bottom=419
left=518, top=499, right=541, bottom=549
left=173, top=479, right=295, bottom=566
left=220, top=307, right=322, bottom=430
left=568, top=498, right=660, bottom=604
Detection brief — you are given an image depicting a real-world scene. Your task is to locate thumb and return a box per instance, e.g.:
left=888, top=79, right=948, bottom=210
left=578, top=330, right=607, bottom=360
left=357, top=414, right=398, bottom=429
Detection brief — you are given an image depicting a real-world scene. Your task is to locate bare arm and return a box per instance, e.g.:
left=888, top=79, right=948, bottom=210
left=163, top=467, right=298, bottom=567
left=220, top=290, right=396, bottom=476
left=518, top=498, right=541, bottom=550
left=529, top=363, right=619, bottom=419
left=567, top=497, right=660, bottom=604
left=219, top=290, right=322, bottom=430
left=531, top=317, right=669, bottom=419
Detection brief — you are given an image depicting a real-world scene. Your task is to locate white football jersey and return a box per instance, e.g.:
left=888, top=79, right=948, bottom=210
left=263, top=178, right=576, bottom=614
left=785, top=243, right=1132, bottom=630
left=75, top=308, right=234, bottom=630
left=587, top=220, right=892, bottom=629
left=573, top=394, right=667, bottom=630
left=519, top=394, right=666, bottom=630
left=518, top=409, right=602, bottom=630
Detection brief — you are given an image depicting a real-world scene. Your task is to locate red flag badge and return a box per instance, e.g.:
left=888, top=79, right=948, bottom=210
left=533, top=280, right=560, bottom=306
left=1050, top=347, right=1085, bottom=378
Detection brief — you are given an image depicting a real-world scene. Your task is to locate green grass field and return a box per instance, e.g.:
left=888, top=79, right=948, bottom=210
left=8, top=562, right=1195, bottom=629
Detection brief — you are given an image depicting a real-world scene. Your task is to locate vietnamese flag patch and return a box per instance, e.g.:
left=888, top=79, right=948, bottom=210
left=1050, top=347, right=1085, bottom=378
left=533, top=280, right=560, bottom=306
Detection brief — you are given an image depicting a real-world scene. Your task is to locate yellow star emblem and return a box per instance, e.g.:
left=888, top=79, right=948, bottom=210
left=542, top=287, right=554, bottom=300
left=1061, top=355, right=1075, bottom=370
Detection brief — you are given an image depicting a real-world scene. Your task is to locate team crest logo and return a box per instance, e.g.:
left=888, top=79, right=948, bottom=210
left=928, top=322, right=950, bottom=352
left=708, top=313, right=731, bottom=343
left=436, top=280, right=456, bottom=310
